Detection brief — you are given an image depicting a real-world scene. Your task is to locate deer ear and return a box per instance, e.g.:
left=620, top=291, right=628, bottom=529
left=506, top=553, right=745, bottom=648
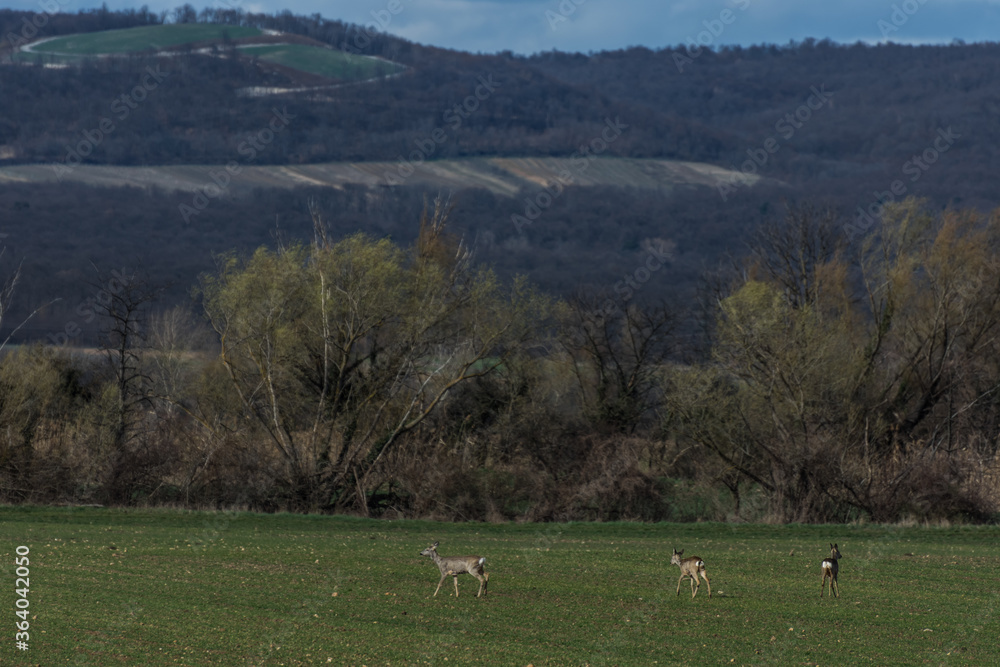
left=432, top=541, right=439, bottom=547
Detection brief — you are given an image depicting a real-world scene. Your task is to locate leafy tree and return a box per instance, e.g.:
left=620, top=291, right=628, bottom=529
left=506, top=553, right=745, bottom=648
left=0, top=346, right=81, bottom=501
left=668, top=276, right=858, bottom=521
left=667, top=205, right=861, bottom=521
left=844, top=201, right=1000, bottom=519
left=200, top=205, right=549, bottom=511
left=669, top=200, right=1000, bottom=522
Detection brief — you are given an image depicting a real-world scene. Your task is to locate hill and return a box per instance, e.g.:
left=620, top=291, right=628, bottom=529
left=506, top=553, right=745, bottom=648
left=0, top=8, right=999, bottom=343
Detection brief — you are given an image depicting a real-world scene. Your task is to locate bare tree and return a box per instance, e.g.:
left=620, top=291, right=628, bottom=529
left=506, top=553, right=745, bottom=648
left=559, top=293, right=676, bottom=433
left=744, top=203, right=847, bottom=311
left=92, top=267, right=163, bottom=503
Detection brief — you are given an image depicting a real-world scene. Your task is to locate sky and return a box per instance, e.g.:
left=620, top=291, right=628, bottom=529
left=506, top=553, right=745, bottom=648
left=3, top=0, right=999, bottom=54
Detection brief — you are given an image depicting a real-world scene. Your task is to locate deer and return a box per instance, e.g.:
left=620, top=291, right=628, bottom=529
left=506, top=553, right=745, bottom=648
left=419, top=541, right=489, bottom=598
left=671, top=548, right=711, bottom=599
left=820, top=543, right=842, bottom=598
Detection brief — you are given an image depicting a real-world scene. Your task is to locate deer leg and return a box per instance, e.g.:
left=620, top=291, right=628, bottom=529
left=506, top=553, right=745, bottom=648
left=831, top=574, right=839, bottom=598
left=475, top=567, right=489, bottom=597
left=820, top=572, right=827, bottom=597
left=676, top=574, right=685, bottom=596
left=472, top=572, right=486, bottom=598
left=691, top=575, right=698, bottom=598
left=701, top=570, right=711, bottom=598
left=434, top=573, right=447, bottom=597
left=483, top=572, right=489, bottom=596
left=453, top=575, right=460, bottom=597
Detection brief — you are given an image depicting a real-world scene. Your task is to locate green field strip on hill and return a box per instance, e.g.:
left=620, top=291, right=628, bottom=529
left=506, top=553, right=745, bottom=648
left=29, top=24, right=263, bottom=55
left=237, top=43, right=405, bottom=80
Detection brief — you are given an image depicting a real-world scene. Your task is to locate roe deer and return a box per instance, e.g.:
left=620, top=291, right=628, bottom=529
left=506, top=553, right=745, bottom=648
left=820, top=543, right=842, bottom=598
left=671, top=548, right=711, bottom=599
left=419, top=541, right=489, bottom=598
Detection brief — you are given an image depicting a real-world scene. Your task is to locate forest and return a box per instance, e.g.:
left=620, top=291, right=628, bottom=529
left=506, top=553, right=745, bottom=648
left=0, top=178, right=775, bottom=341
left=2, top=6, right=998, bottom=328
left=1, top=198, right=999, bottom=524
left=1, top=7, right=1000, bottom=523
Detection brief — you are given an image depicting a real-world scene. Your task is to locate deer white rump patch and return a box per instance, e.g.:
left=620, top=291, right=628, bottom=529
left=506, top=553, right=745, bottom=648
left=822, top=560, right=833, bottom=570
left=696, top=560, right=704, bottom=567
left=478, top=557, right=486, bottom=566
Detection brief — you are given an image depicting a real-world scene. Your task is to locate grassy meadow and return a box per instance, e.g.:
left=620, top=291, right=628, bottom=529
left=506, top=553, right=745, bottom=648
left=1, top=506, right=998, bottom=665
left=237, top=44, right=406, bottom=81
left=17, top=25, right=404, bottom=82
left=29, top=24, right=263, bottom=55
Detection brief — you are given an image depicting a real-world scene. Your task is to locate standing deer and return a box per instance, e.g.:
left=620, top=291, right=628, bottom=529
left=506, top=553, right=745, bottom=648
left=820, top=543, right=842, bottom=598
left=671, top=548, right=711, bottom=599
left=419, top=541, right=489, bottom=598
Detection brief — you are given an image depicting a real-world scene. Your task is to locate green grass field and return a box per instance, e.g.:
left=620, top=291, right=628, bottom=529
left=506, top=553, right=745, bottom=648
left=18, top=25, right=403, bottom=82
left=28, top=24, right=262, bottom=55
left=237, top=44, right=405, bottom=81
left=1, top=507, right=998, bottom=665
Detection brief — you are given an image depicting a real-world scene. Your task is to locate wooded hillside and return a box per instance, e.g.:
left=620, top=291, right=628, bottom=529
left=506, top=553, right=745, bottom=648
left=1, top=8, right=1000, bottom=522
